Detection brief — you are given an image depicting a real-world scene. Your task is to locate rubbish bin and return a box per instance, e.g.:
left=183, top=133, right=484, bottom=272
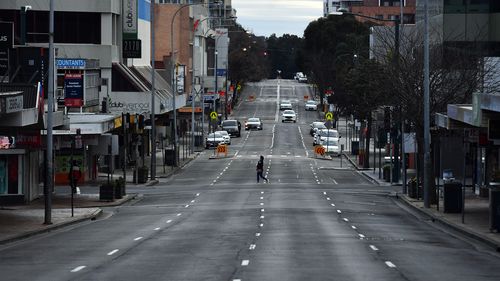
left=351, top=141, right=359, bottom=155
left=489, top=186, right=500, bottom=231
left=443, top=181, right=463, bottom=213
left=165, top=149, right=176, bottom=166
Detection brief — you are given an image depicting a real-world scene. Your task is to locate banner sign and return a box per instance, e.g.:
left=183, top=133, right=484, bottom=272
left=122, top=0, right=138, bottom=39
left=64, top=73, right=84, bottom=107
left=123, top=39, right=141, bottom=58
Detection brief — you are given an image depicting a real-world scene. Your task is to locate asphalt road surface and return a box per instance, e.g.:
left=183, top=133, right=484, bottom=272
left=1, top=79, right=500, bottom=281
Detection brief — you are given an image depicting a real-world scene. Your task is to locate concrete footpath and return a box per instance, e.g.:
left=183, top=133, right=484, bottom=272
left=344, top=152, right=500, bottom=251
left=0, top=150, right=198, bottom=245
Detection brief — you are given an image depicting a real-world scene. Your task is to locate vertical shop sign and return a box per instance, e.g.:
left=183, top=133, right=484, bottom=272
left=122, top=0, right=138, bottom=39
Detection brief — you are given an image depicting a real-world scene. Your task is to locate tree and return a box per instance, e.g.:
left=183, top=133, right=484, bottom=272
left=301, top=15, right=369, bottom=111
left=266, top=34, right=303, bottom=79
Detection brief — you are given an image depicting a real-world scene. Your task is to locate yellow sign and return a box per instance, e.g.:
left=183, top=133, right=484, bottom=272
left=210, top=111, right=218, bottom=120
left=217, top=144, right=228, bottom=157
left=325, top=112, right=334, bottom=121
left=314, top=145, right=326, bottom=155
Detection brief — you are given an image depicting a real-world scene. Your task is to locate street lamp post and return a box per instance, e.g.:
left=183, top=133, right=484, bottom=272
left=170, top=1, right=222, bottom=166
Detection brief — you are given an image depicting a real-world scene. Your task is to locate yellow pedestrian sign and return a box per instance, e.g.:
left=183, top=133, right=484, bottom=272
left=210, top=111, right=218, bottom=120
left=325, top=112, right=334, bottom=121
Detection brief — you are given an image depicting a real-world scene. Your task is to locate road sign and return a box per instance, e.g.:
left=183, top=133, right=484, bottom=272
left=217, top=144, right=228, bottom=157
left=325, top=112, right=333, bottom=121
left=314, top=145, right=325, bottom=156
left=210, top=111, right=218, bottom=120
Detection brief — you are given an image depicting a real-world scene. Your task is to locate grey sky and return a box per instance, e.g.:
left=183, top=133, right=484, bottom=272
left=232, top=0, right=323, bottom=38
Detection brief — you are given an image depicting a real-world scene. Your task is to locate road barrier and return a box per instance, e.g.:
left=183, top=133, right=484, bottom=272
left=217, top=144, right=228, bottom=157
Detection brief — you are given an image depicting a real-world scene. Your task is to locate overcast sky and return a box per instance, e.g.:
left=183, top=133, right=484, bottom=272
left=232, top=0, right=323, bottom=38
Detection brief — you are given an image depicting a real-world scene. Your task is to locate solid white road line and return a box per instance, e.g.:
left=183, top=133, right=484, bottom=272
left=242, top=260, right=250, bottom=266
left=71, top=266, right=86, bottom=272
left=385, top=261, right=397, bottom=268
left=134, top=237, right=143, bottom=241
left=107, top=249, right=119, bottom=256
left=369, top=245, right=379, bottom=251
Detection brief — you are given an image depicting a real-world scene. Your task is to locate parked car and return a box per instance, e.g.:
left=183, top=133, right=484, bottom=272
left=313, top=129, right=340, bottom=145
left=245, top=117, right=263, bottom=130
left=220, top=119, right=241, bottom=137
left=205, top=132, right=225, bottom=149
left=320, top=137, right=341, bottom=156
left=304, top=100, right=318, bottom=111
left=215, top=130, right=231, bottom=145
left=280, top=100, right=293, bottom=110
left=281, top=110, right=297, bottom=123
left=294, top=72, right=304, bottom=80
left=310, top=121, right=327, bottom=136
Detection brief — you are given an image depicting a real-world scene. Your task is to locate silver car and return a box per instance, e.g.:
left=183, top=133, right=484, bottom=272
left=215, top=130, right=231, bottom=145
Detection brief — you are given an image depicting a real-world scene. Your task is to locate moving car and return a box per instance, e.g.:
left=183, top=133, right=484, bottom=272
left=205, top=132, right=225, bottom=149
left=313, top=129, right=340, bottom=145
left=310, top=121, right=327, bottom=136
left=304, top=100, right=318, bottom=111
left=281, top=110, right=297, bottom=123
left=279, top=100, right=293, bottom=110
left=245, top=117, right=263, bottom=130
left=215, top=130, right=231, bottom=145
left=220, top=119, right=241, bottom=137
left=320, top=137, right=341, bottom=156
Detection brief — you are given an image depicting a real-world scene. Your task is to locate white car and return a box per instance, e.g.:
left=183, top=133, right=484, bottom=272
left=281, top=110, right=297, bottom=123
left=313, top=129, right=340, bottom=145
left=280, top=100, right=293, bottom=110
left=305, top=100, right=317, bottom=111
left=245, top=117, right=263, bottom=130
left=215, top=130, right=231, bottom=145
left=320, top=137, right=341, bottom=156
left=205, top=132, right=225, bottom=149
left=310, top=121, right=327, bottom=136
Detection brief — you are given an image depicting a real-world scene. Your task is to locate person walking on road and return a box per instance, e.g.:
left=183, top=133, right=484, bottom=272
left=256, top=155, right=268, bottom=183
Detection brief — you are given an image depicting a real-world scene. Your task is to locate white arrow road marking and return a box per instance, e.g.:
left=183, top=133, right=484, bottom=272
left=71, top=266, right=86, bottom=272
left=107, top=249, right=119, bottom=256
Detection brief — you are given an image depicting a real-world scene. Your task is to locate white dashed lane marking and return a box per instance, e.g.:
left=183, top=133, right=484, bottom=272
left=249, top=244, right=256, bottom=250
left=134, top=237, right=143, bottom=241
left=71, top=266, right=86, bottom=273
left=256, top=233, right=261, bottom=237
left=107, top=249, right=119, bottom=256
left=177, top=213, right=182, bottom=216
left=385, top=261, right=397, bottom=268
left=241, top=260, right=250, bottom=266
left=358, top=234, right=365, bottom=239
left=166, top=220, right=172, bottom=223
left=154, top=227, right=160, bottom=231
left=337, top=210, right=342, bottom=214
left=351, top=225, right=357, bottom=230
left=370, top=245, right=379, bottom=251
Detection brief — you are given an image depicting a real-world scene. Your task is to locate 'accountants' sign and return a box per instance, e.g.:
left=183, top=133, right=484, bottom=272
left=122, top=0, right=138, bottom=39
left=56, top=59, right=86, bottom=69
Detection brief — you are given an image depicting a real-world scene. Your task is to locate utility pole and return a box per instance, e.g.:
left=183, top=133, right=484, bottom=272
left=45, top=0, right=55, bottom=225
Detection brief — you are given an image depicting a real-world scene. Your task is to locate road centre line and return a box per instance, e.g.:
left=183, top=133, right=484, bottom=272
left=370, top=245, right=379, bottom=251
left=71, top=266, right=86, bottom=272
left=107, top=249, right=119, bottom=256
